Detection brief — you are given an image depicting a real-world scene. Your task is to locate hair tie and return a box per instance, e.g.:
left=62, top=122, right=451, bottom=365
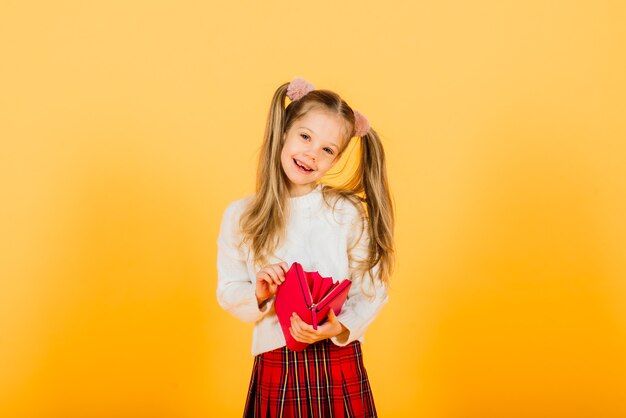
left=353, top=110, right=370, bottom=137
left=286, top=77, right=315, bottom=101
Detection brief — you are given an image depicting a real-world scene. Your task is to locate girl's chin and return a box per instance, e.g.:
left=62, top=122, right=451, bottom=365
left=287, top=178, right=317, bottom=192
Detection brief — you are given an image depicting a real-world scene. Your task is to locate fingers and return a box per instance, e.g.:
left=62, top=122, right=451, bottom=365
left=290, top=313, right=307, bottom=334
left=257, top=262, right=289, bottom=286
left=257, top=270, right=277, bottom=286
left=268, top=263, right=287, bottom=284
left=255, top=261, right=290, bottom=304
left=289, top=313, right=321, bottom=343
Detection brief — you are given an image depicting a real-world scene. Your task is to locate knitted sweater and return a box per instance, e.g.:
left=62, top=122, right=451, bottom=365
left=216, top=183, right=389, bottom=356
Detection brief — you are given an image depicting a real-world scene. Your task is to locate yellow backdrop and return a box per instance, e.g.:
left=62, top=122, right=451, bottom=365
left=1, top=1, right=625, bottom=417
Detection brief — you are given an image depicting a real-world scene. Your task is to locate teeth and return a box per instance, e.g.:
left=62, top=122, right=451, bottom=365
left=295, top=159, right=313, bottom=171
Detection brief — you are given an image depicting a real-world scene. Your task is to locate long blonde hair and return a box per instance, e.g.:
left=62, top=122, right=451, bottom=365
left=238, top=81, right=395, bottom=286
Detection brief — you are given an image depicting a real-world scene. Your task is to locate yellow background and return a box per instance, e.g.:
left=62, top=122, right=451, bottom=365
left=1, top=1, right=625, bottom=417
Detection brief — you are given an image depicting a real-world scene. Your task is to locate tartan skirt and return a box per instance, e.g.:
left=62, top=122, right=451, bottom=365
left=243, top=339, right=377, bottom=418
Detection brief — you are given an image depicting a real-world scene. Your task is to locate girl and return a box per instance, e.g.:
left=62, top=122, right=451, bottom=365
left=216, top=77, right=395, bottom=418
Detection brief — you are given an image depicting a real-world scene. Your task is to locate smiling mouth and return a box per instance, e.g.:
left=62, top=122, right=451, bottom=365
left=294, top=159, right=314, bottom=172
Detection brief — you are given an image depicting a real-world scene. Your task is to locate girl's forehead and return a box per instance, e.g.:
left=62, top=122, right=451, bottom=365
left=297, top=109, right=352, bottom=134
left=300, top=108, right=337, bottom=121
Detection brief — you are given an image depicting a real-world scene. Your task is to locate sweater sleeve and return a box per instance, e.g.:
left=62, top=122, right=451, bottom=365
left=330, top=208, right=389, bottom=346
left=216, top=200, right=274, bottom=323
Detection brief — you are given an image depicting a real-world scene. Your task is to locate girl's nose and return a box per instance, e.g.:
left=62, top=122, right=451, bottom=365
left=304, top=148, right=317, bottom=161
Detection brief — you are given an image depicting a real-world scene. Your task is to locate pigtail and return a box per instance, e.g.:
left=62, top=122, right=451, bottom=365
left=256, top=83, right=290, bottom=212
left=346, top=128, right=396, bottom=286
left=239, top=82, right=291, bottom=268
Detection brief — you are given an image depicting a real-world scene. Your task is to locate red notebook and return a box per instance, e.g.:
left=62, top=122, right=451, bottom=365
left=275, top=262, right=352, bottom=351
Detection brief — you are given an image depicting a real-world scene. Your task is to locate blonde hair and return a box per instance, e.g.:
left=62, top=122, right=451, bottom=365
left=238, top=81, right=395, bottom=286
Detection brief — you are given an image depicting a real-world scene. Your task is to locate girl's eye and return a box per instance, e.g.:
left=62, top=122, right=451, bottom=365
left=300, top=134, right=310, bottom=141
left=324, top=148, right=334, bottom=155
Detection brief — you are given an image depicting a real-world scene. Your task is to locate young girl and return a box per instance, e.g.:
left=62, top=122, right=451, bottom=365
left=216, top=77, right=395, bottom=418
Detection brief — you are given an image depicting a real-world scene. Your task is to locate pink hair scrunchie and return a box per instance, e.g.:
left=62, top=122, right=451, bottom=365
left=353, top=110, right=370, bottom=137
left=287, top=77, right=315, bottom=101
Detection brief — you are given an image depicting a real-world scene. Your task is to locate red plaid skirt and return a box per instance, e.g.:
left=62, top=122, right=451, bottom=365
left=243, top=339, right=377, bottom=418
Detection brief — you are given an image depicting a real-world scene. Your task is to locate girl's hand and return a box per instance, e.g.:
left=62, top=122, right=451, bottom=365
left=289, top=309, right=347, bottom=344
left=255, top=262, right=289, bottom=307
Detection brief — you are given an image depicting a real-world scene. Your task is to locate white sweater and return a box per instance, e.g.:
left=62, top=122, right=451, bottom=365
left=216, top=183, right=389, bottom=356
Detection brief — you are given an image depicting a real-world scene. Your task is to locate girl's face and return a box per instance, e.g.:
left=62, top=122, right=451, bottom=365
left=281, top=108, right=348, bottom=197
